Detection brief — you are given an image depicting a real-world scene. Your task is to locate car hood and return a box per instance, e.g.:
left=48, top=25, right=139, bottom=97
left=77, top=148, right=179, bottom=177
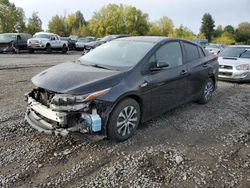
left=218, top=57, right=250, bottom=66
left=29, top=38, right=49, bottom=42
left=32, top=62, right=124, bottom=95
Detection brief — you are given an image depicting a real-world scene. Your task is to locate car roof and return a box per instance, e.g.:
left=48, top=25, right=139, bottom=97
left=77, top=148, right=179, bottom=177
left=34, top=32, right=55, bottom=35
left=227, top=45, right=250, bottom=48
left=116, top=36, right=196, bottom=44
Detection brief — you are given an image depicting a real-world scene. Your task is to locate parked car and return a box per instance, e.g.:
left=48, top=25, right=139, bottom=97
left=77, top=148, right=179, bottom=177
left=68, top=35, right=79, bottom=50
left=75, top=37, right=96, bottom=50
left=25, top=36, right=218, bottom=141
left=27, top=32, right=68, bottom=54
left=0, top=33, right=32, bottom=53
left=82, top=35, right=129, bottom=55
left=205, top=44, right=225, bottom=54
left=218, top=45, right=250, bottom=82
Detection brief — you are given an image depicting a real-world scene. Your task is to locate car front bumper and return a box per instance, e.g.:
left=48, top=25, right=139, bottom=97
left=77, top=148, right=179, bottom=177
left=218, top=67, right=250, bottom=82
left=25, top=96, right=102, bottom=137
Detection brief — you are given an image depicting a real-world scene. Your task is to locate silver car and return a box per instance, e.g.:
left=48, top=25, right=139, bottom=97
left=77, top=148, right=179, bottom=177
left=218, top=45, right=250, bottom=82
left=205, top=44, right=225, bottom=55
left=75, top=37, right=96, bottom=50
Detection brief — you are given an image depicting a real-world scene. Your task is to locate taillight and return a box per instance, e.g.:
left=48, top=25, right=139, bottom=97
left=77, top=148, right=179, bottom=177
left=213, top=54, right=218, bottom=61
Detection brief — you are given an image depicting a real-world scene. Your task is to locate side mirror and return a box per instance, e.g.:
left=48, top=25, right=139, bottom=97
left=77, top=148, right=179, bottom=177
left=150, top=61, right=169, bottom=71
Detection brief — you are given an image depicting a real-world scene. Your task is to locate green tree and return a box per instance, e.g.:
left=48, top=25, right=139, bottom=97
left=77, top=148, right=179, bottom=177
left=213, top=25, right=223, bottom=38
left=212, top=32, right=236, bottom=45
left=48, top=15, right=68, bottom=36
left=200, top=13, right=215, bottom=42
left=26, top=12, right=42, bottom=35
left=173, top=25, right=196, bottom=40
left=235, top=22, right=250, bottom=44
left=88, top=4, right=149, bottom=37
left=148, top=16, right=174, bottom=36
left=224, top=25, right=234, bottom=35
left=0, top=0, right=26, bottom=32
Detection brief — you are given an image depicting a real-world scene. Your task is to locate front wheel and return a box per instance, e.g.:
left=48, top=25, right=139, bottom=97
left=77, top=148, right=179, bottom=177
left=108, top=98, right=140, bottom=142
left=198, top=78, right=214, bottom=104
left=46, top=44, right=52, bottom=54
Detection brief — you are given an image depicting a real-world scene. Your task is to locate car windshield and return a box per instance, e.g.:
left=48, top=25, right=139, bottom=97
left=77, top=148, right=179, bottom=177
left=220, top=47, right=247, bottom=58
left=239, top=50, right=250, bottom=59
left=0, top=34, right=17, bottom=42
left=33, top=34, right=52, bottom=39
left=79, top=40, right=154, bottom=70
left=78, top=38, right=86, bottom=42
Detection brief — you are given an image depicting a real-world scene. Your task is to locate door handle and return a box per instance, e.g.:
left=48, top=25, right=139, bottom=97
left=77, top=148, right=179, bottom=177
left=203, top=63, right=208, bottom=67
left=180, top=70, right=188, bottom=76
left=140, top=81, right=148, bottom=88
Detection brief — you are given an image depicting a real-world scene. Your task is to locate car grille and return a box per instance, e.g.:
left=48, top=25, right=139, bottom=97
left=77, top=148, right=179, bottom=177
left=219, top=65, right=233, bottom=70
left=30, top=40, right=39, bottom=44
left=219, top=72, right=233, bottom=76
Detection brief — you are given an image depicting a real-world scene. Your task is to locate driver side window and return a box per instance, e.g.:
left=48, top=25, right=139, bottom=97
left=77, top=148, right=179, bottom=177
left=155, top=41, right=183, bottom=68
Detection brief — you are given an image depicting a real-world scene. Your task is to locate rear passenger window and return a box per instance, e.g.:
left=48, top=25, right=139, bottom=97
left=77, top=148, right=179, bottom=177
left=183, top=42, right=200, bottom=62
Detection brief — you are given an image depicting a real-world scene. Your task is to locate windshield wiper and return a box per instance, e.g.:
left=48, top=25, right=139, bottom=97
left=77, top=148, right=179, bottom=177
left=89, top=64, right=112, bottom=70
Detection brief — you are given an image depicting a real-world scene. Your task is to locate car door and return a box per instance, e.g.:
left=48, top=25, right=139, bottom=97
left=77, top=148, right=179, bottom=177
left=182, top=42, right=210, bottom=100
left=142, top=41, right=189, bottom=117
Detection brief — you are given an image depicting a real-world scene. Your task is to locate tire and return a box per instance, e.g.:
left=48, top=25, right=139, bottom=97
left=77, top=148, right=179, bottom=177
left=198, top=78, right=215, bottom=104
left=108, top=98, right=141, bottom=142
left=28, top=48, right=34, bottom=54
left=62, top=45, right=68, bottom=54
left=46, top=44, right=52, bottom=54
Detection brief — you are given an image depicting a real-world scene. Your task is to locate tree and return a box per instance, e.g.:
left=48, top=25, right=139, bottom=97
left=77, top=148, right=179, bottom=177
left=224, top=25, right=234, bottom=35
left=200, top=13, right=215, bottom=42
left=88, top=4, right=149, bottom=37
left=147, top=16, right=174, bottom=36
left=26, top=12, right=42, bottom=35
left=235, top=22, right=250, bottom=44
left=66, top=11, right=87, bottom=36
left=173, top=25, right=196, bottom=40
left=48, top=15, right=68, bottom=36
left=213, top=25, right=223, bottom=38
left=212, top=32, right=235, bottom=45
left=0, top=0, right=26, bottom=32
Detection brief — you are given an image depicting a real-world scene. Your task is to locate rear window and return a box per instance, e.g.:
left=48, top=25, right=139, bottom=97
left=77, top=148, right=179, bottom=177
left=183, top=42, right=200, bottom=62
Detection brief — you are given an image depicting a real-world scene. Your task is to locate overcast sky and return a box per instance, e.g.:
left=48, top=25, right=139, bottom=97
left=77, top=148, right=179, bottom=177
left=10, top=0, right=250, bottom=34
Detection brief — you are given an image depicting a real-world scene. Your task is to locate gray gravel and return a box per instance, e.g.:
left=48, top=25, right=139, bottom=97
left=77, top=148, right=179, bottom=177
left=0, top=53, right=249, bottom=187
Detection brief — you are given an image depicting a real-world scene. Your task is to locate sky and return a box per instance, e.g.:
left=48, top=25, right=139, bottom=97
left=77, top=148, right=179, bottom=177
left=9, top=0, right=250, bottom=34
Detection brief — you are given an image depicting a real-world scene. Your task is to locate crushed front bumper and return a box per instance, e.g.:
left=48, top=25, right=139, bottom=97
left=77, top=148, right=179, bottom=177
left=25, top=96, right=102, bottom=137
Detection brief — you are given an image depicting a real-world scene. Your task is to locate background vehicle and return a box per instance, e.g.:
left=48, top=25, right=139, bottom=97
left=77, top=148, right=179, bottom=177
left=0, top=33, right=32, bottom=53
left=205, top=44, right=225, bottom=54
left=68, top=35, right=79, bottom=50
left=27, top=32, right=68, bottom=54
left=218, top=45, right=250, bottom=82
left=75, top=37, right=96, bottom=50
left=82, top=35, right=129, bottom=54
left=25, top=37, right=218, bottom=142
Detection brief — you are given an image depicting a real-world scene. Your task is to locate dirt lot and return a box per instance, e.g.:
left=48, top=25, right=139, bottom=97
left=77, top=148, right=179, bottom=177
left=0, top=52, right=249, bottom=188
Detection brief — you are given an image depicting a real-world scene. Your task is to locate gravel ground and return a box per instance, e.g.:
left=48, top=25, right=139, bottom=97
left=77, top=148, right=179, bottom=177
left=0, top=52, right=249, bottom=188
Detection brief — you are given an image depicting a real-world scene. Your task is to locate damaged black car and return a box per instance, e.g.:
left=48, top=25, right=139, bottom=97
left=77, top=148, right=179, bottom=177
left=25, top=36, right=218, bottom=141
left=0, top=33, right=32, bottom=53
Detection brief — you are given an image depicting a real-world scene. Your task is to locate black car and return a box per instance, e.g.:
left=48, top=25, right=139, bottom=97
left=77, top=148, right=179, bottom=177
left=82, top=35, right=129, bottom=55
left=25, top=36, right=218, bottom=142
left=0, top=33, right=32, bottom=53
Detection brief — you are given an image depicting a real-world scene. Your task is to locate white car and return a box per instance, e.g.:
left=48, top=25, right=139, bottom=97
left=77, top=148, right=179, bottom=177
left=218, top=45, right=250, bottom=82
left=75, top=37, right=96, bottom=50
left=27, top=32, right=68, bottom=54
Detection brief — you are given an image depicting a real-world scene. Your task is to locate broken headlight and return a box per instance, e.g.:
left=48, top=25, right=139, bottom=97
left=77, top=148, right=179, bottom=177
left=50, top=88, right=111, bottom=106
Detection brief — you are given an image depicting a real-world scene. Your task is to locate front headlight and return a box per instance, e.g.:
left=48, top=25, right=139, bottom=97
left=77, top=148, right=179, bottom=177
left=236, top=64, right=249, bottom=70
left=51, top=88, right=111, bottom=105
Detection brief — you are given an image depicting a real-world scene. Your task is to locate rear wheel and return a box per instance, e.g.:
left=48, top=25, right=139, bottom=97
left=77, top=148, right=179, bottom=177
left=46, top=44, right=52, bottom=54
left=198, top=78, right=214, bottom=104
left=28, top=48, right=34, bottom=54
left=62, top=45, right=68, bottom=54
left=108, top=98, right=140, bottom=142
